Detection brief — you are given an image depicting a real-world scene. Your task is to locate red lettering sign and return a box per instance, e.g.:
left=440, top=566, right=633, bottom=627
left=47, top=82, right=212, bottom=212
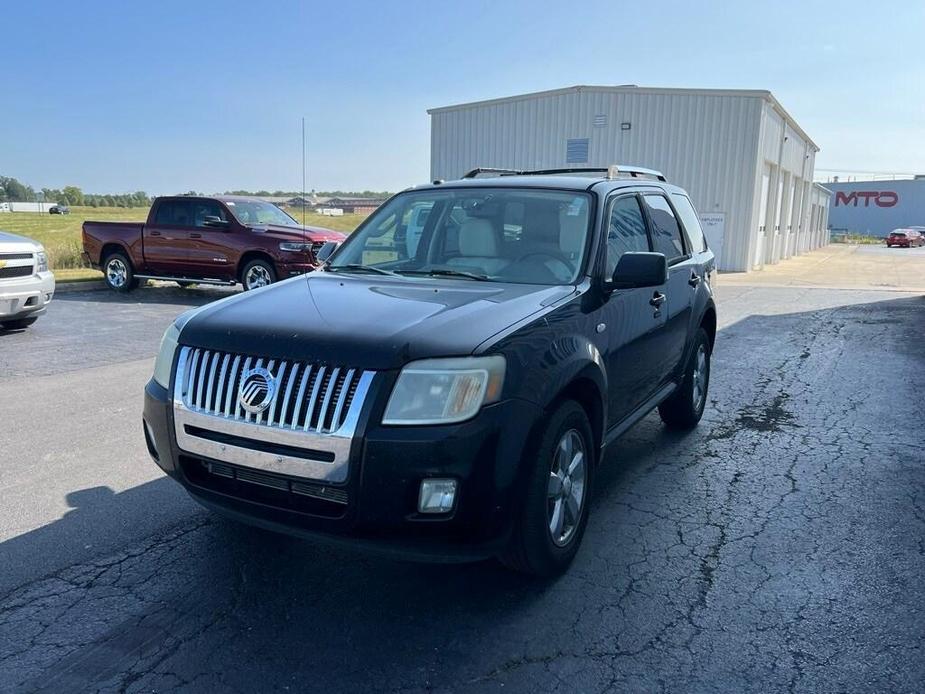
left=834, top=191, right=899, bottom=208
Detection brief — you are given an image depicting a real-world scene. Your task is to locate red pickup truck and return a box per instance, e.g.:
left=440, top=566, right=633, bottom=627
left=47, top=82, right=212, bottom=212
left=82, top=196, right=346, bottom=292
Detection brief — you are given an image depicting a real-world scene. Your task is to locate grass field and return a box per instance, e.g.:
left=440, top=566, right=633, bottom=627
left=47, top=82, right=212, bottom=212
left=0, top=206, right=368, bottom=281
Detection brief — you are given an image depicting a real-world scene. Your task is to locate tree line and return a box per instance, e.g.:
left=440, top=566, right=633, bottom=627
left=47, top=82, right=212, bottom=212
left=223, top=189, right=393, bottom=199
left=0, top=175, right=151, bottom=208
left=0, top=174, right=391, bottom=208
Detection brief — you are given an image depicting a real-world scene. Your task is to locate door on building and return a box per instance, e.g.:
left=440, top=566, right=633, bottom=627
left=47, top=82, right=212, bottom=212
left=755, top=167, right=771, bottom=268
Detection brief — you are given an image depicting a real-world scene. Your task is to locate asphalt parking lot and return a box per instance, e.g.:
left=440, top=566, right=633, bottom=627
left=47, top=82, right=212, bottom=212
left=1, top=272, right=923, bottom=692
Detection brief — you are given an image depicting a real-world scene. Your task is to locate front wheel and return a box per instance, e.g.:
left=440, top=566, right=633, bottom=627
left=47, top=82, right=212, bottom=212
left=103, top=251, right=138, bottom=292
left=1, top=316, right=38, bottom=330
left=500, top=400, right=594, bottom=577
left=241, top=258, right=277, bottom=291
left=658, top=327, right=711, bottom=429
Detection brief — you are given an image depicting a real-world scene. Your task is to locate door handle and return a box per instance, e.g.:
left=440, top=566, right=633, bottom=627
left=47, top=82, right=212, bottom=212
left=688, top=272, right=701, bottom=287
left=150, top=231, right=161, bottom=236
left=189, top=233, right=202, bottom=239
left=649, top=292, right=666, bottom=308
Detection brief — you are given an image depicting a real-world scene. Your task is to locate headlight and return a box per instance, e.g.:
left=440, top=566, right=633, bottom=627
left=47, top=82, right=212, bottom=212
left=382, top=356, right=506, bottom=425
left=279, top=242, right=312, bottom=252
left=152, top=323, right=181, bottom=388
left=35, top=249, right=48, bottom=272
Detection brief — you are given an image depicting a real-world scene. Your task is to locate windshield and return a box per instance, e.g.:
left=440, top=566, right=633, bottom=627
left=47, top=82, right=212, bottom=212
left=328, top=188, right=592, bottom=285
left=225, top=200, right=299, bottom=227
left=890, top=231, right=907, bottom=237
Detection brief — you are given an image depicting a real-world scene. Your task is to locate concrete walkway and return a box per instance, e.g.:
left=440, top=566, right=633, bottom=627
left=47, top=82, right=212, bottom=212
left=718, top=243, right=925, bottom=293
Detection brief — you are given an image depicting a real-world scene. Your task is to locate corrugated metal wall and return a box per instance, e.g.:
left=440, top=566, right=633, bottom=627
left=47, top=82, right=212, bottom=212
left=430, top=87, right=823, bottom=272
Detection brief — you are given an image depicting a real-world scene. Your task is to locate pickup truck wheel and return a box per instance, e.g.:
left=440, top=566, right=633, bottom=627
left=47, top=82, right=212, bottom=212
left=658, top=327, right=711, bottom=430
left=241, top=259, right=276, bottom=291
left=500, top=400, right=594, bottom=577
left=103, top=252, right=138, bottom=292
left=1, top=316, right=38, bottom=330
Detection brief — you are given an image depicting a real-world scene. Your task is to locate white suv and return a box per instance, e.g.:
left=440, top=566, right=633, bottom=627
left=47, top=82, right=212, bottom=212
left=0, top=230, right=55, bottom=330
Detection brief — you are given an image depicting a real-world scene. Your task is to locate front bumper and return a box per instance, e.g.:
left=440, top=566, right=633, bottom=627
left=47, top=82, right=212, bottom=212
left=143, top=378, right=542, bottom=561
left=277, top=259, right=321, bottom=277
left=0, top=271, right=55, bottom=320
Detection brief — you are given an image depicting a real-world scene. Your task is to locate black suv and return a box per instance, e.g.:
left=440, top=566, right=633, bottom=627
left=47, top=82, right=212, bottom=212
left=143, top=166, right=716, bottom=576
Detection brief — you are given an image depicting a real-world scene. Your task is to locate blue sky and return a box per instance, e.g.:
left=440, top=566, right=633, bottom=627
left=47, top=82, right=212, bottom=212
left=2, top=0, right=922, bottom=193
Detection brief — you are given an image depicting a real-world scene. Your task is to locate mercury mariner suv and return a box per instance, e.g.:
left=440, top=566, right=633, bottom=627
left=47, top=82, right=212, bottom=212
left=143, top=166, right=717, bottom=576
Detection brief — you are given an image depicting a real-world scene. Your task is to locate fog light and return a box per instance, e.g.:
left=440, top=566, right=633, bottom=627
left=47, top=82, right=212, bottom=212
left=418, top=479, right=457, bottom=514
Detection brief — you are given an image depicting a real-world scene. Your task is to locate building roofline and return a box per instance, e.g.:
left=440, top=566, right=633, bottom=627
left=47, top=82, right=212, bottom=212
left=427, top=84, right=819, bottom=151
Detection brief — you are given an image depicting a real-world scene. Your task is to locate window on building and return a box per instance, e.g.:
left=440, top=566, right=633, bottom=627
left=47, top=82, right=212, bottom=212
left=566, top=138, right=589, bottom=164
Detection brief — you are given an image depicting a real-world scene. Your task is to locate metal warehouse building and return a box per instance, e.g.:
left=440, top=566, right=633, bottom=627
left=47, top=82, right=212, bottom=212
left=825, top=177, right=925, bottom=237
left=429, top=85, right=832, bottom=272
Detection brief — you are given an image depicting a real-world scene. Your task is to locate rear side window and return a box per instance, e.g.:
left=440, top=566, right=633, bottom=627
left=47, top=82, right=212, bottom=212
left=671, top=194, right=708, bottom=253
left=154, top=200, right=192, bottom=226
left=642, top=194, right=686, bottom=261
left=606, top=195, right=650, bottom=278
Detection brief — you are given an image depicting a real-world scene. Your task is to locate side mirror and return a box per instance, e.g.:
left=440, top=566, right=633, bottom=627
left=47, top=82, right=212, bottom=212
left=611, top=252, right=667, bottom=290
left=202, top=215, right=229, bottom=229
left=315, top=241, right=340, bottom=263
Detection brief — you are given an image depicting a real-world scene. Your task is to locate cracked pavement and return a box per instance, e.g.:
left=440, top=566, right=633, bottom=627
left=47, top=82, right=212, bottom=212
left=1, top=284, right=923, bottom=692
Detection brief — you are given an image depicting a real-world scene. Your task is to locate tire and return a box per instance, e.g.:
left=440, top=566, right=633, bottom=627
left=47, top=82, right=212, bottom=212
left=1, top=316, right=38, bottom=330
left=102, top=251, right=138, bottom=292
left=241, top=258, right=277, bottom=291
left=658, top=326, right=711, bottom=430
left=500, top=400, right=595, bottom=577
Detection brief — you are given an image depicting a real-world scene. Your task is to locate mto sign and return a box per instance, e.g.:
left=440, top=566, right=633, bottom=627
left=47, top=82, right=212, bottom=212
left=834, top=191, right=899, bottom=208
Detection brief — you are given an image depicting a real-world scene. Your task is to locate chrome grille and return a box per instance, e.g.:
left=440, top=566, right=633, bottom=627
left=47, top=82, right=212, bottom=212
left=177, top=346, right=366, bottom=434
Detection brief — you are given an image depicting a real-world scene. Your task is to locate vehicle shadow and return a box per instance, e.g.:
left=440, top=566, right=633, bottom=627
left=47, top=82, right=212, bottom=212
left=53, top=282, right=238, bottom=307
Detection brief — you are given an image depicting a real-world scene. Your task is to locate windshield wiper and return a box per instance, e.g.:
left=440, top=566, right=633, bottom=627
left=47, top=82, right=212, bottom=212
left=326, top=264, right=400, bottom=277
left=399, top=268, right=492, bottom=281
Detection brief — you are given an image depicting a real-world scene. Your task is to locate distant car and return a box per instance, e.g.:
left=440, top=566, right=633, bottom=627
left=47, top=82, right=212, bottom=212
left=0, top=230, right=55, bottom=330
left=49, top=205, right=70, bottom=215
left=885, top=229, right=925, bottom=248
left=82, top=196, right=345, bottom=292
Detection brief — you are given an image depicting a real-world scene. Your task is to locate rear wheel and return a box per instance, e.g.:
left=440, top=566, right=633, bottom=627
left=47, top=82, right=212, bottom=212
left=658, top=327, right=711, bottom=430
left=500, top=400, right=594, bottom=577
left=103, top=251, right=138, bottom=292
left=241, top=258, right=277, bottom=291
left=1, top=316, right=38, bottom=330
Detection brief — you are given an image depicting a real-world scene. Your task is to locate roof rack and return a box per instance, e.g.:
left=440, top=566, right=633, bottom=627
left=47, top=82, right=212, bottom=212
left=461, top=165, right=666, bottom=182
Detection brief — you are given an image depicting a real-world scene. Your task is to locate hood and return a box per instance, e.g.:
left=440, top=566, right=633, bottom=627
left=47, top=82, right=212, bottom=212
left=0, top=230, right=41, bottom=252
left=246, top=224, right=346, bottom=243
left=180, top=272, right=575, bottom=370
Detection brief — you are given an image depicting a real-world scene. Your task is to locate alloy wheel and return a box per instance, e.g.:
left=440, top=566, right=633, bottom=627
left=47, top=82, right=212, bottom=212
left=692, top=344, right=707, bottom=411
left=547, top=429, right=587, bottom=547
left=107, top=258, right=127, bottom=288
left=245, top=265, right=272, bottom=289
